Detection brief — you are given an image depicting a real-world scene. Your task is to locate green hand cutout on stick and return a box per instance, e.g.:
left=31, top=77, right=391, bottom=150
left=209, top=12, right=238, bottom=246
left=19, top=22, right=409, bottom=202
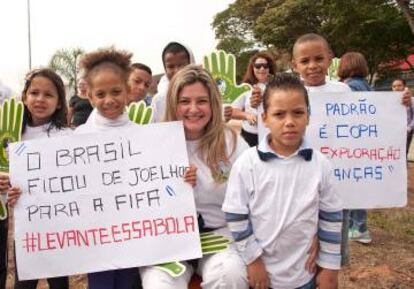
left=0, top=198, right=6, bottom=221
left=0, top=98, right=24, bottom=220
left=154, top=232, right=231, bottom=277
left=327, top=58, right=340, bottom=80
left=127, top=100, right=153, bottom=125
left=204, top=50, right=251, bottom=104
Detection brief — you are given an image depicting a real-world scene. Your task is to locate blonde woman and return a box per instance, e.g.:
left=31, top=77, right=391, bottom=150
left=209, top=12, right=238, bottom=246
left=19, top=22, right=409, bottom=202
left=139, top=65, right=249, bottom=289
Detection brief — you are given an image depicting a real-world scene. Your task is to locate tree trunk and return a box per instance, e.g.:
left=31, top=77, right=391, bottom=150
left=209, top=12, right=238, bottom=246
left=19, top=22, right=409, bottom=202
left=396, top=0, right=414, bottom=35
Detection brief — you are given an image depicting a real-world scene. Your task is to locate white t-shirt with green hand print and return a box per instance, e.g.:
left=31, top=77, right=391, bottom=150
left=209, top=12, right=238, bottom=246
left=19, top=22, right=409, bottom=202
left=185, top=130, right=248, bottom=230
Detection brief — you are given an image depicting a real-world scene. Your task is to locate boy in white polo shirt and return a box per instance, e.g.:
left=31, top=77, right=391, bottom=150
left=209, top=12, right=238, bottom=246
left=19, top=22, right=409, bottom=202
left=222, top=73, right=342, bottom=289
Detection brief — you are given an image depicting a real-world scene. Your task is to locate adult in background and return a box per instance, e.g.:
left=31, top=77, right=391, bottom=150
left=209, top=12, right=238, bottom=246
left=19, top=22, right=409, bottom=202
left=337, top=51, right=373, bottom=245
left=68, top=78, right=93, bottom=127
left=229, top=52, right=276, bottom=147
left=392, top=78, right=414, bottom=156
left=139, top=65, right=249, bottom=289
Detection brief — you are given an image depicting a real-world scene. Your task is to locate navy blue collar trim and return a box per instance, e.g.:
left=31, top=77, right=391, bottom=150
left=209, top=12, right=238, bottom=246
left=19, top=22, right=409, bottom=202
left=257, top=147, right=313, bottom=162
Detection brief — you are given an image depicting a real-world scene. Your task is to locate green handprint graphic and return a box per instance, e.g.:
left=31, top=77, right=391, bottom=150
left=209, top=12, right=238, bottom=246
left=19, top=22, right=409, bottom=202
left=154, top=261, right=187, bottom=278
left=204, top=50, right=251, bottom=104
left=200, top=232, right=230, bottom=255
left=154, top=232, right=231, bottom=277
left=327, top=57, right=340, bottom=80
left=0, top=98, right=24, bottom=220
left=127, top=100, right=153, bottom=125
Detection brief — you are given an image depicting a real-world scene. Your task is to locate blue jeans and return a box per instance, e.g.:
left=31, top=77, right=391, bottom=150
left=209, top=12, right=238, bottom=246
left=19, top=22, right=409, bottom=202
left=341, top=210, right=350, bottom=266
left=296, top=277, right=316, bottom=289
left=349, top=209, right=368, bottom=233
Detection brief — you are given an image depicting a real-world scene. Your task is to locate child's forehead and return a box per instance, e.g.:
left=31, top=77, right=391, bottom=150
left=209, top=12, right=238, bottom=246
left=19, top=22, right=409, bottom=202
left=89, top=67, right=127, bottom=84
left=29, top=76, right=55, bottom=87
left=130, top=68, right=151, bottom=77
left=164, top=51, right=189, bottom=62
left=293, top=40, right=330, bottom=58
left=269, top=89, right=307, bottom=105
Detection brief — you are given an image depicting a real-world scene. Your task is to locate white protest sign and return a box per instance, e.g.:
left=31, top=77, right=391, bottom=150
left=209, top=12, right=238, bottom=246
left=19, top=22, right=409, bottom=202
left=306, top=92, right=407, bottom=209
left=257, top=91, right=407, bottom=208
left=10, top=121, right=202, bottom=280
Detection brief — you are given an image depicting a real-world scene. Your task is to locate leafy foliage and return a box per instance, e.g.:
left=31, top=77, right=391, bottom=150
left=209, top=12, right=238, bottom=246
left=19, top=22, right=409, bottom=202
left=48, top=47, right=84, bottom=94
left=395, top=0, right=414, bottom=35
left=212, top=0, right=414, bottom=78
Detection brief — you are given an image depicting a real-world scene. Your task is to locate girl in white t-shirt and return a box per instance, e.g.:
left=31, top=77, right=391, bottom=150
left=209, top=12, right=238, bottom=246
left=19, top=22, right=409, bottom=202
left=139, top=65, right=249, bottom=289
left=7, top=68, right=71, bottom=289
left=75, top=47, right=139, bottom=289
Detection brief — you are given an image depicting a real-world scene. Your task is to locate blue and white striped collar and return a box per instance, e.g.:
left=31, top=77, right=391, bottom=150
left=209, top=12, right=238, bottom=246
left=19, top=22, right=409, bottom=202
left=257, top=133, right=313, bottom=162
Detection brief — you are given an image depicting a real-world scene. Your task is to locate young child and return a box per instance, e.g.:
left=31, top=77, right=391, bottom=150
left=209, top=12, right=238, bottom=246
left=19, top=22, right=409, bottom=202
left=127, top=63, right=153, bottom=106
left=223, top=73, right=343, bottom=289
left=75, top=47, right=138, bottom=289
left=337, top=52, right=372, bottom=244
left=291, top=34, right=351, bottom=93
left=392, top=78, right=414, bottom=155
left=248, top=34, right=352, bottom=265
left=152, top=42, right=194, bottom=122
left=230, top=52, right=276, bottom=147
left=139, top=65, right=249, bottom=289
left=7, top=68, right=71, bottom=289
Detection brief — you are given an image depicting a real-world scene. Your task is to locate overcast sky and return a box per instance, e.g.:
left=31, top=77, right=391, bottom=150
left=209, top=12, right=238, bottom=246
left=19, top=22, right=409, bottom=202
left=0, top=0, right=233, bottom=94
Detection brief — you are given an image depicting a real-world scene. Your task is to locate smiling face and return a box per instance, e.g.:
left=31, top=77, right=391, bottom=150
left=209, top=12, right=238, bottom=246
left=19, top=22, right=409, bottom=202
left=88, top=68, right=128, bottom=119
left=23, top=76, right=60, bottom=126
left=263, top=88, right=309, bottom=157
left=127, top=68, right=152, bottom=103
left=292, top=40, right=332, bottom=86
left=176, top=81, right=212, bottom=140
left=253, top=57, right=270, bottom=83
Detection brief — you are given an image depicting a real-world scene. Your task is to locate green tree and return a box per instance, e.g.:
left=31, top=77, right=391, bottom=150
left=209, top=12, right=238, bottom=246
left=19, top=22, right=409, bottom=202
left=48, top=47, right=84, bottom=94
left=212, top=3, right=255, bottom=55
left=321, top=0, right=414, bottom=81
left=213, top=0, right=414, bottom=81
left=396, top=0, right=414, bottom=34
left=212, top=3, right=260, bottom=81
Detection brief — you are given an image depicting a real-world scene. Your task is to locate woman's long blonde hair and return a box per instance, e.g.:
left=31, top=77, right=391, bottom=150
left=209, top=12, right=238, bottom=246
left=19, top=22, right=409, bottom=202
left=164, top=65, right=236, bottom=183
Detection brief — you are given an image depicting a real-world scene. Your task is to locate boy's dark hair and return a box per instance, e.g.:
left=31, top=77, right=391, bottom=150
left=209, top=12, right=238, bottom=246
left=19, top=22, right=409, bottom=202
left=242, top=51, right=276, bottom=85
left=263, top=73, right=309, bottom=113
left=21, top=68, right=68, bottom=133
left=131, top=62, right=152, bottom=76
left=293, top=33, right=332, bottom=56
left=162, top=42, right=190, bottom=67
left=337, top=52, right=369, bottom=81
left=80, top=47, right=132, bottom=86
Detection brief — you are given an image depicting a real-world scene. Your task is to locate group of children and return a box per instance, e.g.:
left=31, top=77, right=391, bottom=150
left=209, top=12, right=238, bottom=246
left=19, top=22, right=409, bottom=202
left=0, top=33, right=411, bottom=289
